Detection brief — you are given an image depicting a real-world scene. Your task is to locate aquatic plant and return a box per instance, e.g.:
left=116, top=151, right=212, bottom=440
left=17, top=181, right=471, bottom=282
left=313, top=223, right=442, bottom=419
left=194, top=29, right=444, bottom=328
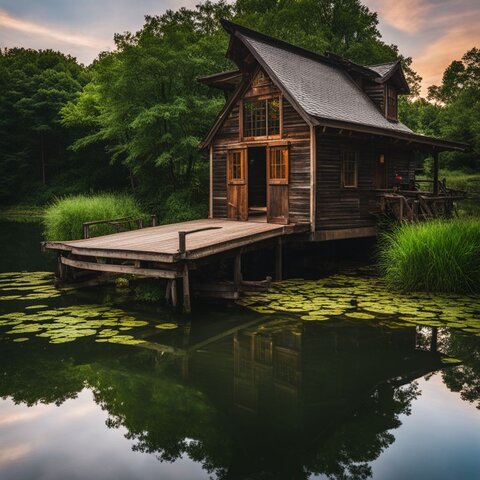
left=239, top=273, right=480, bottom=335
left=379, top=219, right=480, bottom=294
left=43, top=193, right=147, bottom=241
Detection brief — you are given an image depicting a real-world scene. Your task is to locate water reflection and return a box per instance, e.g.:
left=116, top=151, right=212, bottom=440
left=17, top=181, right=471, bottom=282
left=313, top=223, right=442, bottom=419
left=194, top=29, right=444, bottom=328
left=3, top=316, right=476, bottom=479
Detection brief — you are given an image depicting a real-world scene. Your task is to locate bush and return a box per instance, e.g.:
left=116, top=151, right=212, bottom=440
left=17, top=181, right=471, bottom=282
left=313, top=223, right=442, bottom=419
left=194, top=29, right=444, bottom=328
left=44, top=193, right=146, bottom=240
left=379, top=219, right=480, bottom=293
left=159, top=189, right=207, bottom=225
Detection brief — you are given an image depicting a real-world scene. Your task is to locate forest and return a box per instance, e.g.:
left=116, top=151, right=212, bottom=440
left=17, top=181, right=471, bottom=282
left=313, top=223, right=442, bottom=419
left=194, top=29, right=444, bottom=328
left=0, top=0, right=478, bottom=220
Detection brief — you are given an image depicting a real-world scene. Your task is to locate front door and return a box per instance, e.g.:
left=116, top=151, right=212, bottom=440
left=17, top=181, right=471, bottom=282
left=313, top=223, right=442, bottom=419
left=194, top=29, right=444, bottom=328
left=227, top=149, right=248, bottom=220
left=267, top=146, right=289, bottom=224
left=375, top=154, right=387, bottom=189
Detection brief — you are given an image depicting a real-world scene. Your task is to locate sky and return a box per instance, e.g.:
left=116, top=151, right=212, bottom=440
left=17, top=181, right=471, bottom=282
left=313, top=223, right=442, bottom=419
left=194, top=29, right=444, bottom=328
left=0, top=0, right=478, bottom=96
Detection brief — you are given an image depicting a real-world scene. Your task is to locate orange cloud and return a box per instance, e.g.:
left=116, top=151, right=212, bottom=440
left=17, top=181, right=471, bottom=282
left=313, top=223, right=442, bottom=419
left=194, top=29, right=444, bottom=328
left=414, top=21, right=480, bottom=93
left=0, top=9, right=109, bottom=49
left=367, top=0, right=433, bottom=34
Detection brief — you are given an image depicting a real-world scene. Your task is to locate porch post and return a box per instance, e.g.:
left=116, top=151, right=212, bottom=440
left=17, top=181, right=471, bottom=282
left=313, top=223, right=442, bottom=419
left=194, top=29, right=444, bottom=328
left=275, top=237, right=283, bottom=281
left=433, top=151, right=439, bottom=195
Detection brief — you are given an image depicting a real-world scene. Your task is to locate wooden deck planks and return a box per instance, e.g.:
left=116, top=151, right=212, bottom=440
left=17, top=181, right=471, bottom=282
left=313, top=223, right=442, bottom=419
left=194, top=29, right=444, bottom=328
left=45, top=219, right=292, bottom=262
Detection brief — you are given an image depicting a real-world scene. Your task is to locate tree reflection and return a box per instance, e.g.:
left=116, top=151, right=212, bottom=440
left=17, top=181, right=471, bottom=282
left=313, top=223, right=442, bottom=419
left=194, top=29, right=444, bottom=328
left=0, top=320, right=444, bottom=479
left=442, top=331, right=480, bottom=409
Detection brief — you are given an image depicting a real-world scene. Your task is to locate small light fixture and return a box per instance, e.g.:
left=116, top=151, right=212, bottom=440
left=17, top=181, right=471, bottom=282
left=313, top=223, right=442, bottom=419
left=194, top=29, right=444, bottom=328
left=379, top=154, right=385, bottom=164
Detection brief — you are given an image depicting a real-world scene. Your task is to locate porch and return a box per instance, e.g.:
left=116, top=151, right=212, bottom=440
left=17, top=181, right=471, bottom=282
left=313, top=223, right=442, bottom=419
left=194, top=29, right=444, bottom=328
left=376, top=179, right=467, bottom=222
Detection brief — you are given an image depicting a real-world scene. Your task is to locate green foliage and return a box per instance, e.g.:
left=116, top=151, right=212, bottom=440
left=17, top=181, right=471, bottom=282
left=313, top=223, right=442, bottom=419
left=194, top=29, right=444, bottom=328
left=379, top=219, right=480, bottom=294
left=43, top=193, right=146, bottom=240
left=400, top=48, right=480, bottom=172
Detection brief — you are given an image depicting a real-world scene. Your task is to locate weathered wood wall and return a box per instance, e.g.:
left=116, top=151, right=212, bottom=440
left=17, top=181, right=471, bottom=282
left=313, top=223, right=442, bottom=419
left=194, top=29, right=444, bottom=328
left=211, top=87, right=311, bottom=224
left=363, top=81, right=385, bottom=113
left=315, top=132, right=416, bottom=230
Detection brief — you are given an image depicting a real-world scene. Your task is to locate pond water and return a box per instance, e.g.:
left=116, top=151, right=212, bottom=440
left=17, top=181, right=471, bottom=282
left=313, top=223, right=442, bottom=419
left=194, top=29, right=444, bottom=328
left=1, top=221, right=480, bottom=480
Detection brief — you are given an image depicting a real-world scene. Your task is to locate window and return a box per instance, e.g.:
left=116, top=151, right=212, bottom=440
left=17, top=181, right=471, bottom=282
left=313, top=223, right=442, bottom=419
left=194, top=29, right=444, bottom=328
left=228, top=150, right=245, bottom=183
left=269, top=146, right=288, bottom=183
left=387, top=86, right=397, bottom=120
left=342, top=151, right=358, bottom=188
left=243, top=96, right=280, bottom=138
left=252, top=70, right=269, bottom=86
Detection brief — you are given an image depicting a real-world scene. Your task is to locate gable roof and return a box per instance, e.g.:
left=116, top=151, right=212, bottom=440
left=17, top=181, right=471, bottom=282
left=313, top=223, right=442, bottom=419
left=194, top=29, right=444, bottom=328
left=200, top=20, right=465, bottom=152
left=367, top=61, right=398, bottom=78
left=240, top=34, right=412, bottom=134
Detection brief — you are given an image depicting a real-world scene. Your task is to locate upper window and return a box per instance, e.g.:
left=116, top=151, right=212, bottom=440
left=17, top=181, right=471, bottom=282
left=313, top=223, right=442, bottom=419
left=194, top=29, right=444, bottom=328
left=243, top=97, right=280, bottom=138
left=342, top=151, right=358, bottom=188
left=386, top=86, right=397, bottom=121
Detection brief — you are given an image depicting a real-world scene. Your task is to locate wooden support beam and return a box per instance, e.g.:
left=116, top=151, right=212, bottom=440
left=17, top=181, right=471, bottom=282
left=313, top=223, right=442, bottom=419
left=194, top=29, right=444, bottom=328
left=60, top=256, right=181, bottom=278
left=433, top=151, right=439, bottom=195
left=171, top=279, right=178, bottom=308
left=275, top=237, right=283, bottom=281
left=183, top=264, right=191, bottom=314
left=234, top=251, right=242, bottom=292
left=165, top=279, right=172, bottom=304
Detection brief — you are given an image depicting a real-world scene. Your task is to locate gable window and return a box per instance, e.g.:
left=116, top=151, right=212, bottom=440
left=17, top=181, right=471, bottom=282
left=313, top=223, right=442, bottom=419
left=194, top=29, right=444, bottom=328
left=386, top=86, right=397, bottom=121
left=252, top=70, right=269, bottom=87
left=243, top=96, right=280, bottom=138
left=342, top=151, right=358, bottom=188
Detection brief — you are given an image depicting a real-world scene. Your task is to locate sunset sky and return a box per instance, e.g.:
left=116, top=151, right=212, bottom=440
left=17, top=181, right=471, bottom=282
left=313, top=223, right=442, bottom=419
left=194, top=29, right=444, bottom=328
left=0, top=0, right=478, bottom=96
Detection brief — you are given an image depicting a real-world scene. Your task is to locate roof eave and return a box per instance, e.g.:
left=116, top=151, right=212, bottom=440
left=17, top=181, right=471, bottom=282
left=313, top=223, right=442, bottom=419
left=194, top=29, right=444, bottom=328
left=314, top=117, right=466, bottom=151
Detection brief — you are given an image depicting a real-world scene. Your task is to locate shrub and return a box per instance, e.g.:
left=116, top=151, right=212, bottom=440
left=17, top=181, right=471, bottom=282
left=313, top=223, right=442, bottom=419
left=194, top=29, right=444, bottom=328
left=44, top=193, right=146, bottom=240
left=159, top=189, right=207, bottom=225
left=379, top=219, right=480, bottom=293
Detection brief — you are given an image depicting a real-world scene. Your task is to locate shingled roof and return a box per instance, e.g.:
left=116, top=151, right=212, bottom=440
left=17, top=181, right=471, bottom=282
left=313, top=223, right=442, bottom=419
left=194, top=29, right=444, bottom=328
left=199, top=20, right=465, bottom=152
left=240, top=34, right=412, bottom=134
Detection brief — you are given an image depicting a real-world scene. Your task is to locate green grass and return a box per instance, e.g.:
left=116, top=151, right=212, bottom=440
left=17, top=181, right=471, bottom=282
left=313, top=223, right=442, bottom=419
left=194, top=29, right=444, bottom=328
left=0, top=205, right=45, bottom=222
left=44, top=193, right=147, bottom=241
left=379, top=219, right=480, bottom=294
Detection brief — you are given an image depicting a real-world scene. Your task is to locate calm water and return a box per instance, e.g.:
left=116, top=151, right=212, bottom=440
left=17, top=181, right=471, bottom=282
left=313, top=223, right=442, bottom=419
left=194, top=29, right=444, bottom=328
left=1, top=221, right=480, bottom=480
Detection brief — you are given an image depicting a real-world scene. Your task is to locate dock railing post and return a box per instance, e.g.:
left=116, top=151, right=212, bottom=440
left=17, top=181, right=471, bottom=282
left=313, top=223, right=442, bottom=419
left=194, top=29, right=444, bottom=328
left=178, top=231, right=186, bottom=254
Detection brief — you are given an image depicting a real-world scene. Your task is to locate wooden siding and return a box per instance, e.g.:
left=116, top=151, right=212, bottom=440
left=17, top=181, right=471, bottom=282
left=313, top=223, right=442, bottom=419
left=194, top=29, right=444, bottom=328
left=283, top=100, right=310, bottom=224
left=315, top=133, right=416, bottom=230
left=211, top=87, right=311, bottom=224
left=212, top=105, right=240, bottom=218
left=363, top=81, right=385, bottom=113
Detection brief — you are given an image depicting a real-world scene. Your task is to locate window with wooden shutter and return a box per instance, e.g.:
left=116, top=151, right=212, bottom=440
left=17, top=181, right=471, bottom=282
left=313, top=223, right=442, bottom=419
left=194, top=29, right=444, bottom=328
left=227, top=150, right=245, bottom=184
left=268, top=146, right=288, bottom=184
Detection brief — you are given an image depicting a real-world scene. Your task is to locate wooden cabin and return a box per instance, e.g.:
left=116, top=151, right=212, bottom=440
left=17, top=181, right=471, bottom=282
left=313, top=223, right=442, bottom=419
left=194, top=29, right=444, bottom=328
left=199, top=20, right=465, bottom=240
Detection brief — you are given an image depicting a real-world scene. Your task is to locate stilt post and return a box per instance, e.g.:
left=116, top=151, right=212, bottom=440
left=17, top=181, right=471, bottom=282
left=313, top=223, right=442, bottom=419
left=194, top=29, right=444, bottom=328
left=234, top=250, right=242, bottom=293
left=275, top=237, right=283, bottom=281
left=171, top=279, right=178, bottom=308
left=183, top=263, right=191, bottom=314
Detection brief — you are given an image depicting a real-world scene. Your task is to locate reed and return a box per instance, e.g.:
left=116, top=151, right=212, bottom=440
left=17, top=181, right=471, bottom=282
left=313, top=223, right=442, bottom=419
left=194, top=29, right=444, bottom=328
left=44, top=193, right=146, bottom=241
left=379, top=219, right=480, bottom=293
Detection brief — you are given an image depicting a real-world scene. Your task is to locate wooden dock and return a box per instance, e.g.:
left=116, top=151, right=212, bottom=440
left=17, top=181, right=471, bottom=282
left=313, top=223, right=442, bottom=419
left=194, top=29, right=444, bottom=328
left=44, top=219, right=307, bottom=312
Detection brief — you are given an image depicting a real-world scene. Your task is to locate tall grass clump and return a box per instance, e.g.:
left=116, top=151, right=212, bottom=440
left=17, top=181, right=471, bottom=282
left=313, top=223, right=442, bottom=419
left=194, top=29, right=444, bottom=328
left=44, top=193, right=146, bottom=240
left=379, top=219, right=480, bottom=294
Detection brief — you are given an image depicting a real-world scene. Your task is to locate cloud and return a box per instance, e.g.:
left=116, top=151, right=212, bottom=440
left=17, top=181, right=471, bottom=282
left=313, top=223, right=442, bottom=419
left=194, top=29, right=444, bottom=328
left=414, top=20, right=480, bottom=88
left=367, top=0, right=433, bottom=34
left=0, top=9, right=109, bottom=49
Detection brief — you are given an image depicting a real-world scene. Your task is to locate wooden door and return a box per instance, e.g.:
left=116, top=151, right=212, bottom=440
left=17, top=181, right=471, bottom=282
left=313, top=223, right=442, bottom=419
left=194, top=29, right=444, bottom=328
left=227, top=149, right=248, bottom=220
left=267, top=146, right=289, bottom=224
left=375, top=154, right=387, bottom=189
